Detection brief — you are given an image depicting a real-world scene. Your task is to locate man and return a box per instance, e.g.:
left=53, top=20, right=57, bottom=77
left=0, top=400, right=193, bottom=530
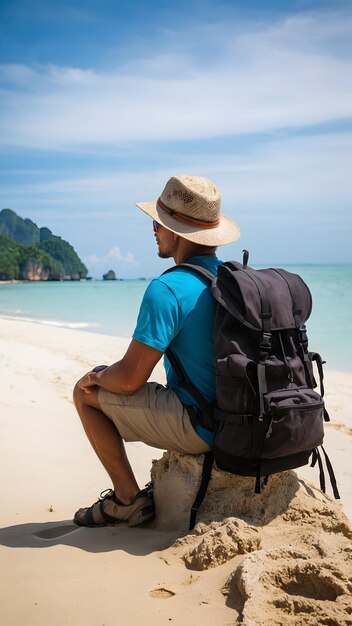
left=73, top=174, right=240, bottom=527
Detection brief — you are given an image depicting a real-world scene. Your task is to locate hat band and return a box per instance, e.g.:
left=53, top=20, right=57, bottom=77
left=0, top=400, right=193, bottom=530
left=157, top=197, right=220, bottom=229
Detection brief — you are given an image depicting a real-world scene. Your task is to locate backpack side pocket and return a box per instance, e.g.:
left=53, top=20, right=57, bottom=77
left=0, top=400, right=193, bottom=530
left=261, top=388, right=324, bottom=458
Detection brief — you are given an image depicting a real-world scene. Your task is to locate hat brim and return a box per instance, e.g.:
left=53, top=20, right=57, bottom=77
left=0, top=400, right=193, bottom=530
left=136, top=199, right=240, bottom=246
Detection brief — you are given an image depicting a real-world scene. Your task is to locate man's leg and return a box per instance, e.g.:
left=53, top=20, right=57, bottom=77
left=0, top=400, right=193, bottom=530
left=73, top=382, right=140, bottom=504
left=73, top=381, right=208, bottom=527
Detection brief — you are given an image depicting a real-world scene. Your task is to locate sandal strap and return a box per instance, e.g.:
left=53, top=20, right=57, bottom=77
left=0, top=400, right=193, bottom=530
left=98, top=500, right=124, bottom=524
left=74, top=483, right=155, bottom=527
left=82, top=504, right=96, bottom=526
left=80, top=492, right=120, bottom=525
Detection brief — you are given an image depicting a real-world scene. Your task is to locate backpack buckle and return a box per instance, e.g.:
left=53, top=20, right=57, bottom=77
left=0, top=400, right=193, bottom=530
left=299, top=325, right=308, bottom=348
left=259, top=332, right=272, bottom=361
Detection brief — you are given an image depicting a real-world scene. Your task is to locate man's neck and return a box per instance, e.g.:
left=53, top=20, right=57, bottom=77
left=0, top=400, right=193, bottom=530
left=174, top=242, right=217, bottom=265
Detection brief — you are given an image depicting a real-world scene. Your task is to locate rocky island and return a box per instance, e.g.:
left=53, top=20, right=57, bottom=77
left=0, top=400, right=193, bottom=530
left=0, top=208, right=88, bottom=281
left=103, top=269, right=117, bottom=280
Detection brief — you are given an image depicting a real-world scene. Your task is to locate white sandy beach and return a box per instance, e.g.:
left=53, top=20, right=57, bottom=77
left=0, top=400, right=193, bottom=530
left=0, top=318, right=351, bottom=626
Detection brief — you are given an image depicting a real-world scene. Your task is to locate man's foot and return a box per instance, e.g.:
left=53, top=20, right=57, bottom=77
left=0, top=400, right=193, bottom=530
left=73, top=483, right=155, bottom=527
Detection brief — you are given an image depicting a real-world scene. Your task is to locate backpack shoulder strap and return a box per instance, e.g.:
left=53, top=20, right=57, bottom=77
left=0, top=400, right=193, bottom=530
left=189, top=451, right=214, bottom=530
left=165, top=347, right=214, bottom=418
left=162, top=262, right=214, bottom=283
left=162, top=261, right=215, bottom=419
left=162, top=261, right=216, bottom=530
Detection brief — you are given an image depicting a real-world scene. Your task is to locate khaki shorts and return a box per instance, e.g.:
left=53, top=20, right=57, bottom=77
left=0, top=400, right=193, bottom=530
left=98, top=382, right=210, bottom=455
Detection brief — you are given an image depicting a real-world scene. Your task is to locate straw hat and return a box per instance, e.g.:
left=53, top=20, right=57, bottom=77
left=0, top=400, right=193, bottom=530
left=136, top=175, right=240, bottom=246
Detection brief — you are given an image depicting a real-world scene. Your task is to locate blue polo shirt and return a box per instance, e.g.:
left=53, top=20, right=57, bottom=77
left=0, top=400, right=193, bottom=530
left=132, top=255, right=222, bottom=446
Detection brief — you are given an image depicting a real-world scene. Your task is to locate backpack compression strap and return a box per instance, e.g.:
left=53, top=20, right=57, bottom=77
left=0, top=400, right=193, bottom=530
left=310, top=447, right=340, bottom=499
left=271, top=268, right=317, bottom=391
left=226, top=261, right=273, bottom=419
left=271, top=269, right=330, bottom=420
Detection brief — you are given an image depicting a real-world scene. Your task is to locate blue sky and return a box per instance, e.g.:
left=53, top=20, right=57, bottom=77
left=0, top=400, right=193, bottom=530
left=1, top=0, right=351, bottom=277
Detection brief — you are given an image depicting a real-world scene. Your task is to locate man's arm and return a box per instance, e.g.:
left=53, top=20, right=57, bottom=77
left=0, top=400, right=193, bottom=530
left=77, top=339, right=163, bottom=395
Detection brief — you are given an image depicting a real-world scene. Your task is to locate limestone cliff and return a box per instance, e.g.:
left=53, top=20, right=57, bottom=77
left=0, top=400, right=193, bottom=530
left=0, top=210, right=87, bottom=281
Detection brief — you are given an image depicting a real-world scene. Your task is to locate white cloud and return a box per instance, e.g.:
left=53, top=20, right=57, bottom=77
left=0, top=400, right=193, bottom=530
left=0, top=9, right=351, bottom=149
left=2, top=132, right=351, bottom=224
left=85, top=246, right=139, bottom=267
left=2, top=127, right=351, bottom=265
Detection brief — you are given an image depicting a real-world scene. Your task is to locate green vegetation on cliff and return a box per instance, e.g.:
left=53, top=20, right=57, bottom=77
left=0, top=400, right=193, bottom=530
left=0, top=209, right=88, bottom=281
left=39, top=236, right=87, bottom=279
left=0, top=233, right=23, bottom=280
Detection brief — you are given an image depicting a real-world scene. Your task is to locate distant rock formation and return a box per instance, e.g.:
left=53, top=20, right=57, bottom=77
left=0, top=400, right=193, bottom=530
left=103, top=270, right=116, bottom=280
left=0, top=209, right=87, bottom=281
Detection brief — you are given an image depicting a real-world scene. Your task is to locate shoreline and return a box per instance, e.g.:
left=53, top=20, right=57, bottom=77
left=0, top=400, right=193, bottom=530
left=0, top=312, right=101, bottom=331
left=1, top=265, right=351, bottom=374
left=0, top=277, right=151, bottom=285
left=1, top=309, right=352, bottom=373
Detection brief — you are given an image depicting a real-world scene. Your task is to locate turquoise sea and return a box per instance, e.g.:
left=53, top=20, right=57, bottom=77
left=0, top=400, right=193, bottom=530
left=0, top=265, right=351, bottom=372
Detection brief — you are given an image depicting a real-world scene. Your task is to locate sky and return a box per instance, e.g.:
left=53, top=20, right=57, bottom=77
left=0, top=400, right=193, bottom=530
left=0, top=0, right=351, bottom=278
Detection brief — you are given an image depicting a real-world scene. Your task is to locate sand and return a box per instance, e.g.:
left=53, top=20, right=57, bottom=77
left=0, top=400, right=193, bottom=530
left=0, top=318, right=351, bottom=625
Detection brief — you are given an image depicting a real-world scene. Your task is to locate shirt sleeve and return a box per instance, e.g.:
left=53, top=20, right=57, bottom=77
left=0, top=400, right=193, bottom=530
left=132, top=279, right=181, bottom=352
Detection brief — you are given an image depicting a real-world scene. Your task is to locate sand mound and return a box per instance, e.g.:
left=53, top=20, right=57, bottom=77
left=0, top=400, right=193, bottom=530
left=152, top=452, right=352, bottom=624
left=227, top=542, right=352, bottom=625
left=151, top=450, right=349, bottom=530
left=174, top=518, right=261, bottom=571
left=151, top=451, right=302, bottom=529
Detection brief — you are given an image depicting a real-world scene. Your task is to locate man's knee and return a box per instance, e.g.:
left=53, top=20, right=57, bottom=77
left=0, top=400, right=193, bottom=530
left=73, top=380, right=101, bottom=411
left=73, top=380, right=84, bottom=408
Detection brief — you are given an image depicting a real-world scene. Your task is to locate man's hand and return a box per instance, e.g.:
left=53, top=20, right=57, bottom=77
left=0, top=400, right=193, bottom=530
left=77, top=339, right=163, bottom=396
left=77, top=370, right=100, bottom=394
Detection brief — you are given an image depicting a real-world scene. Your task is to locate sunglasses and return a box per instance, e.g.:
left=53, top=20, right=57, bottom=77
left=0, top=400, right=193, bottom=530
left=153, top=220, right=161, bottom=232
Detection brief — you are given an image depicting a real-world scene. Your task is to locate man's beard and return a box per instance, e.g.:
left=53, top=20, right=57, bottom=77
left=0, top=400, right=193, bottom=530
left=157, top=240, right=173, bottom=259
left=158, top=250, right=171, bottom=259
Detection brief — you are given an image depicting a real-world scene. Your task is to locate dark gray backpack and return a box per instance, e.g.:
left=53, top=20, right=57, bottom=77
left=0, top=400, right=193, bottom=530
left=165, top=252, right=339, bottom=529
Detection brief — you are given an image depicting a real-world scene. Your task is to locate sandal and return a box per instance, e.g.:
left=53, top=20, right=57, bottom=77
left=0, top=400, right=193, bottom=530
left=73, top=483, right=155, bottom=527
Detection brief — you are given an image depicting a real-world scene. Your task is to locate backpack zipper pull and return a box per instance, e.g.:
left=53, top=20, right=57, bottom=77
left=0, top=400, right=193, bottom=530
left=266, top=418, right=273, bottom=438
left=242, top=249, right=249, bottom=269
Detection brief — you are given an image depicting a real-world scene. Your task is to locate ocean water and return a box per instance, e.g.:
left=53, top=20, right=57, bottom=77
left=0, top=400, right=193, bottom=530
left=0, top=265, right=351, bottom=372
